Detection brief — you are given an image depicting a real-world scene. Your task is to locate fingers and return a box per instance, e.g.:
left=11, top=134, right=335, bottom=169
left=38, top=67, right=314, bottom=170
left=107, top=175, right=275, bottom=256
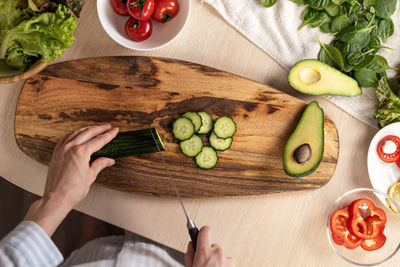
left=90, top=157, right=115, bottom=178
left=84, top=127, right=119, bottom=155
left=68, top=124, right=112, bottom=147
left=184, top=241, right=194, bottom=267
left=197, top=226, right=212, bottom=252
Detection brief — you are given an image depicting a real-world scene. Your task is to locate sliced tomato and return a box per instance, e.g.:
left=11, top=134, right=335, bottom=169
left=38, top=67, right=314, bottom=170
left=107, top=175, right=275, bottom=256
left=110, top=0, right=129, bottom=16
left=330, top=207, right=363, bottom=249
left=377, top=135, right=400, bottom=163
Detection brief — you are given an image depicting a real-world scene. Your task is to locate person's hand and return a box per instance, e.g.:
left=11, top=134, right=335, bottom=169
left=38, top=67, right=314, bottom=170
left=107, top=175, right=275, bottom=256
left=24, top=124, right=119, bottom=236
left=43, top=124, right=119, bottom=208
left=185, top=226, right=235, bottom=267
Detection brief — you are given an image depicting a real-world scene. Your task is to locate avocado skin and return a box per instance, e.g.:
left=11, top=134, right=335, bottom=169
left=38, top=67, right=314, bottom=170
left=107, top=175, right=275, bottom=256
left=288, top=59, right=361, bottom=96
left=283, top=101, right=324, bottom=178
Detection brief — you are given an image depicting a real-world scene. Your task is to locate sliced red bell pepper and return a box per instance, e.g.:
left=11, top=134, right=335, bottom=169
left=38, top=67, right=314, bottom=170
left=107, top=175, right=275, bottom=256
left=348, top=198, right=387, bottom=240
left=330, top=207, right=364, bottom=249
left=360, top=215, right=387, bottom=251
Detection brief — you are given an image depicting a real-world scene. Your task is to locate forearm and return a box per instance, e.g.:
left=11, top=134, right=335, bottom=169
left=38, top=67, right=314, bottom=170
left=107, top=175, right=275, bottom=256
left=24, top=197, right=72, bottom=237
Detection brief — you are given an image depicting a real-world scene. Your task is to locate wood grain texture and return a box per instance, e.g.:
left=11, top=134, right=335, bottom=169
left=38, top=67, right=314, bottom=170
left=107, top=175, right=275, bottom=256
left=15, top=56, right=339, bottom=198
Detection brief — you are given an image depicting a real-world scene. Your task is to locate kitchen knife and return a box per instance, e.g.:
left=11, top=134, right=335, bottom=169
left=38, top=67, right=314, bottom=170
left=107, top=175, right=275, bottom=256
left=149, top=129, right=199, bottom=251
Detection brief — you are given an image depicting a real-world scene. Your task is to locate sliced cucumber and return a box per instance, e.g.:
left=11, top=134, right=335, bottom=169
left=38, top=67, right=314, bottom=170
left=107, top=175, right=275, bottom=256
left=182, top=112, right=202, bottom=132
left=180, top=135, right=204, bottom=157
left=209, top=132, right=232, bottom=151
left=173, top=117, right=195, bottom=140
left=197, top=111, right=213, bottom=134
left=195, top=146, right=218, bottom=169
left=213, top=116, right=236, bottom=139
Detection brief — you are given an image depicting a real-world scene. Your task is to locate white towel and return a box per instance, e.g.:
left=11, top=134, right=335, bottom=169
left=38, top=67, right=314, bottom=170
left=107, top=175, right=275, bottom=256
left=203, top=0, right=400, bottom=128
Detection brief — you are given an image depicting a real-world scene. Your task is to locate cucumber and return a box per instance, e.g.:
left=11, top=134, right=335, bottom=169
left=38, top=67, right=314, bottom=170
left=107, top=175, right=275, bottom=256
left=195, top=146, right=218, bottom=169
left=213, top=116, right=236, bottom=138
left=92, top=128, right=164, bottom=159
left=173, top=117, right=195, bottom=140
left=180, top=135, right=203, bottom=157
left=197, top=111, right=213, bottom=134
left=209, top=132, right=232, bottom=151
left=182, top=112, right=202, bottom=132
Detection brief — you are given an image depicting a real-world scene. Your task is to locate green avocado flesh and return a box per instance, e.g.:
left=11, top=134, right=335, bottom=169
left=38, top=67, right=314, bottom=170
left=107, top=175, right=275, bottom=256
left=288, top=59, right=361, bottom=96
left=283, top=101, right=324, bottom=178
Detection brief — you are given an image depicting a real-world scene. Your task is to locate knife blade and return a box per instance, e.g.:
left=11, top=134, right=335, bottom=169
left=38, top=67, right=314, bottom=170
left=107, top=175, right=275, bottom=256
left=149, top=128, right=199, bottom=251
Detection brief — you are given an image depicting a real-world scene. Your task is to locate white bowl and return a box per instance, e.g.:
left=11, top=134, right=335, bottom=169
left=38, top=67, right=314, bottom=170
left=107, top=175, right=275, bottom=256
left=367, top=122, right=400, bottom=207
left=97, top=0, right=190, bottom=51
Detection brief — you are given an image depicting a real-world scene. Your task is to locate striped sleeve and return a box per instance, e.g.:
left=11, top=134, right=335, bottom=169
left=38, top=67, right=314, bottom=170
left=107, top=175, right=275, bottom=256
left=0, top=221, right=63, bottom=267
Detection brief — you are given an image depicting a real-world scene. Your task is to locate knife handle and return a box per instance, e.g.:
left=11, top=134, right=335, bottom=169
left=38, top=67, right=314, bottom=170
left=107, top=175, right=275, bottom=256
left=189, top=227, right=199, bottom=251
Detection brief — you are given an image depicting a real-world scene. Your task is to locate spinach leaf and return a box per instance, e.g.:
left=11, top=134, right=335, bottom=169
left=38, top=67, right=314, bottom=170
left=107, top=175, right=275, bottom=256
left=374, top=55, right=398, bottom=72
left=377, top=18, right=394, bottom=42
left=374, top=0, right=397, bottom=19
left=336, top=25, right=374, bottom=45
left=299, top=7, right=330, bottom=29
left=320, top=23, right=331, bottom=33
left=260, top=0, right=278, bottom=7
left=306, top=0, right=330, bottom=10
left=331, top=14, right=351, bottom=33
left=365, top=0, right=377, bottom=4
left=325, top=2, right=340, bottom=16
left=318, top=38, right=344, bottom=70
left=291, top=0, right=307, bottom=4
left=353, top=55, right=377, bottom=71
left=332, top=0, right=346, bottom=4
left=354, top=68, right=378, bottom=87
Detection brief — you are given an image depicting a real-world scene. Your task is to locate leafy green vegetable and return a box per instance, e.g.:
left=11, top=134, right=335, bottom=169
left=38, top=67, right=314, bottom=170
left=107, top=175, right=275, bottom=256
left=260, top=0, right=278, bottom=8
left=325, top=2, right=339, bottom=17
left=377, top=18, right=394, bottom=42
left=354, top=68, right=377, bottom=87
left=307, top=0, right=330, bottom=10
left=299, top=7, right=330, bottom=30
left=0, top=0, right=31, bottom=41
left=0, top=5, right=77, bottom=71
left=336, top=25, right=375, bottom=45
left=57, top=0, right=85, bottom=17
left=374, top=0, right=397, bottom=19
left=317, top=38, right=344, bottom=70
left=291, top=0, right=307, bottom=4
left=375, top=77, right=400, bottom=127
left=330, top=14, right=351, bottom=33
left=319, top=23, right=331, bottom=33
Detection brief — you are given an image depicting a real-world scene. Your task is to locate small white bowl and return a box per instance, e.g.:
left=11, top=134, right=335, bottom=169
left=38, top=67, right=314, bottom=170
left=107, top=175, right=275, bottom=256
left=97, top=0, right=190, bottom=51
left=367, top=122, right=400, bottom=207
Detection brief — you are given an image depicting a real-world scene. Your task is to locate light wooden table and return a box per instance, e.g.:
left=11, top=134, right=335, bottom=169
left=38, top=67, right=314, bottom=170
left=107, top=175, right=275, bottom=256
left=1, top=1, right=397, bottom=266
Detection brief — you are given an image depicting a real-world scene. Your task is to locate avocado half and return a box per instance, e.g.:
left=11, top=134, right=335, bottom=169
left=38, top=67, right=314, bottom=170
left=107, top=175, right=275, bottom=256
left=283, top=101, right=324, bottom=178
left=288, top=59, right=361, bottom=96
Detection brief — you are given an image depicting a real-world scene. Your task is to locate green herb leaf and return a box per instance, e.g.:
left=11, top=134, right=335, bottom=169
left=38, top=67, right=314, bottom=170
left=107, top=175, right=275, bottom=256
left=325, top=2, right=340, bottom=16
left=354, top=68, right=378, bottom=87
left=330, top=14, right=351, bottom=33
left=260, top=0, right=278, bottom=7
left=336, top=25, right=375, bottom=45
left=377, top=18, right=394, bottom=43
left=317, top=38, right=344, bottom=70
left=374, top=0, right=397, bottom=19
left=306, top=0, right=330, bottom=10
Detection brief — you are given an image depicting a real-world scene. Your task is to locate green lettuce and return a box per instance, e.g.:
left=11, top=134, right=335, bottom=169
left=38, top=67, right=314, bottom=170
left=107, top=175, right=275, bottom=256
left=0, top=4, right=77, bottom=71
left=375, top=76, right=400, bottom=127
left=0, top=0, right=31, bottom=42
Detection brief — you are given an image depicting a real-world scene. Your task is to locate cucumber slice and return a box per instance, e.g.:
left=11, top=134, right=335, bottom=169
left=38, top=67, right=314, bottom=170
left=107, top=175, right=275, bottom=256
left=197, top=112, right=213, bottom=134
left=173, top=117, right=195, bottom=141
left=182, top=112, right=202, bottom=132
left=195, top=146, right=218, bottom=169
left=180, top=135, right=203, bottom=157
left=213, top=116, right=236, bottom=138
left=209, top=132, right=232, bottom=151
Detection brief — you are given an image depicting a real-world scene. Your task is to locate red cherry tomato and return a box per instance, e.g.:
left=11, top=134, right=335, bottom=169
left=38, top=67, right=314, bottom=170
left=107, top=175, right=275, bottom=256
left=125, top=18, right=152, bottom=42
left=377, top=135, right=400, bottom=163
left=110, top=0, right=129, bottom=16
left=152, top=0, right=180, bottom=23
left=127, top=0, right=155, bottom=21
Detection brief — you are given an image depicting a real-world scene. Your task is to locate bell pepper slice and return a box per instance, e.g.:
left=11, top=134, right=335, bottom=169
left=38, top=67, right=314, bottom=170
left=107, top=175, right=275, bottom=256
left=330, top=207, right=363, bottom=249
left=348, top=198, right=387, bottom=240
left=361, top=216, right=387, bottom=251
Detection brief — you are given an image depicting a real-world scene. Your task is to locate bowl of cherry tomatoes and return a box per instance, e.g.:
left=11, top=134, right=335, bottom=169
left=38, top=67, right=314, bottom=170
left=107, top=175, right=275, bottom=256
left=327, top=188, right=400, bottom=266
left=97, top=0, right=190, bottom=50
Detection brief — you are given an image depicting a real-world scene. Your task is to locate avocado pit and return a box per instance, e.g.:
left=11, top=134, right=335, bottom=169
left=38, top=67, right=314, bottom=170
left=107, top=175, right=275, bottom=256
left=294, top=143, right=312, bottom=165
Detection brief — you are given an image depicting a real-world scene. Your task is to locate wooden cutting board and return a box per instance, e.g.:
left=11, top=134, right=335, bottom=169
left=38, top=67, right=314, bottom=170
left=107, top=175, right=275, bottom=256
left=15, top=56, right=339, bottom=198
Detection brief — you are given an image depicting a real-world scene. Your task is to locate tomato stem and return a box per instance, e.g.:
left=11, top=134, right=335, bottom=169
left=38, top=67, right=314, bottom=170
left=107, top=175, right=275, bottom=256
left=162, top=12, right=173, bottom=23
left=129, top=19, right=141, bottom=30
